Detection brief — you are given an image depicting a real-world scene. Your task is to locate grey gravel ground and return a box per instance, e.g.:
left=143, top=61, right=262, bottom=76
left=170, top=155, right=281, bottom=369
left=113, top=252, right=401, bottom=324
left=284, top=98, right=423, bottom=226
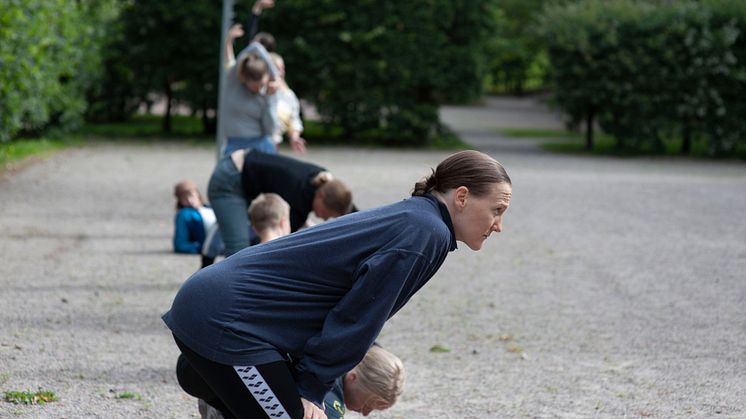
left=1, top=98, right=745, bottom=419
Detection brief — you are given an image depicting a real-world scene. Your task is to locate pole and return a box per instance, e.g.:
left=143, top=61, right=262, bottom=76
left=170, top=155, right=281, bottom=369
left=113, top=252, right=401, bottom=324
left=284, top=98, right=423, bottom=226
left=216, top=0, right=235, bottom=160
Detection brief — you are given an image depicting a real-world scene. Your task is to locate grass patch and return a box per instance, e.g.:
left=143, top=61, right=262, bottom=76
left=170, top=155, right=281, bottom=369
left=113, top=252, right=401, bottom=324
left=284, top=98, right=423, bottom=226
left=81, top=115, right=466, bottom=149
left=0, top=137, right=82, bottom=169
left=429, top=344, right=451, bottom=353
left=2, top=114, right=211, bottom=171
left=542, top=135, right=746, bottom=160
left=78, top=114, right=212, bottom=142
left=304, top=120, right=467, bottom=149
left=499, top=127, right=582, bottom=139
left=115, top=391, right=142, bottom=400
left=4, top=389, right=58, bottom=405
left=502, top=127, right=746, bottom=160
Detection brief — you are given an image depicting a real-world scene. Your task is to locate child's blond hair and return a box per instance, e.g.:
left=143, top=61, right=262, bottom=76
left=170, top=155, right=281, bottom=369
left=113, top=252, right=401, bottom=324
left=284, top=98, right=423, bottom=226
left=354, top=345, right=405, bottom=406
left=249, top=193, right=290, bottom=234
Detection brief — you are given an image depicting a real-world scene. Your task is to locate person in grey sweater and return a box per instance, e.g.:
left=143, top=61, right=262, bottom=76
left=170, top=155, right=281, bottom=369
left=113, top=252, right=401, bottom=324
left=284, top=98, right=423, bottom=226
left=163, top=150, right=513, bottom=419
left=218, top=25, right=279, bottom=158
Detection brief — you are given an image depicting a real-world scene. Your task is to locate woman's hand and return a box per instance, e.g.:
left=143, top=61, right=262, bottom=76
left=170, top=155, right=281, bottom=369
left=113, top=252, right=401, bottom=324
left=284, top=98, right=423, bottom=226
left=252, top=0, right=275, bottom=15
left=301, top=398, right=326, bottom=419
left=227, top=24, right=244, bottom=42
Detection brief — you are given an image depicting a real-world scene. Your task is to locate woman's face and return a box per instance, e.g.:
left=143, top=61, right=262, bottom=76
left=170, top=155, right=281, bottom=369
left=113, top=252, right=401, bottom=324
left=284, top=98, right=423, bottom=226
left=452, top=182, right=512, bottom=250
left=343, top=372, right=391, bottom=416
left=243, top=73, right=269, bottom=94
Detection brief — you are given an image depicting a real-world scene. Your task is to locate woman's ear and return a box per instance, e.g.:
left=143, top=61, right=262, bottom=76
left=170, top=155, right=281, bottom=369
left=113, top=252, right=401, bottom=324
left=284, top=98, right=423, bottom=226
left=454, top=186, right=469, bottom=209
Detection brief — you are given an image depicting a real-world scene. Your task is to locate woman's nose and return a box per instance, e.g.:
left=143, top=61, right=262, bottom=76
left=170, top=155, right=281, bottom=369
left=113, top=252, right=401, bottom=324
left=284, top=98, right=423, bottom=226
left=493, top=217, right=503, bottom=233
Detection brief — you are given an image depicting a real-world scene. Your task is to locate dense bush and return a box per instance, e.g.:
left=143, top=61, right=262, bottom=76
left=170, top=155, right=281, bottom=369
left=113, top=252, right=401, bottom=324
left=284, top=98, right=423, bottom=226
left=88, top=1, right=221, bottom=133
left=0, top=0, right=115, bottom=142
left=540, top=0, right=746, bottom=154
left=259, top=0, right=498, bottom=145
left=485, top=0, right=549, bottom=95
left=702, top=0, right=746, bottom=154
left=3, top=1, right=496, bottom=144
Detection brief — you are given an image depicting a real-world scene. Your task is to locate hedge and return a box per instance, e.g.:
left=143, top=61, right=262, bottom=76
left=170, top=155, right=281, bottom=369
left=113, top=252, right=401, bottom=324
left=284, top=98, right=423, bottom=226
left=540, top=0, right=746, bottom=154
left=257, top=0, right=499, bottom=145
left=0, top=0, right=115, bottom=142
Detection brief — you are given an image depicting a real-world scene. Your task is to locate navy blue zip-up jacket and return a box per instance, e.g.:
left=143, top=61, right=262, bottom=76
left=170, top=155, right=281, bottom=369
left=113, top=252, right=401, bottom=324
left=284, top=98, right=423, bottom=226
left=162, top=194, right=457, bottom=406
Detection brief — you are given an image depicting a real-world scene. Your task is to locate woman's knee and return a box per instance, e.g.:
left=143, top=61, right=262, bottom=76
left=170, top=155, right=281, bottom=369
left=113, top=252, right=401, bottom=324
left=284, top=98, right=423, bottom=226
left=176, top=353, right=215, bottom=400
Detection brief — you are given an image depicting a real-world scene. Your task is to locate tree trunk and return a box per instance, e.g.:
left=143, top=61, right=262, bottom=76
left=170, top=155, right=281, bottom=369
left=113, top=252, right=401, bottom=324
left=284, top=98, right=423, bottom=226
left=201, top=100, right=208, bottom=135
left=201, top=100, right=216, bottom=135
left=585, top=108, right=594, bottom=150
left=681, top=119, right=691, bottom=154
left=162, top=82, right=173, bottom=133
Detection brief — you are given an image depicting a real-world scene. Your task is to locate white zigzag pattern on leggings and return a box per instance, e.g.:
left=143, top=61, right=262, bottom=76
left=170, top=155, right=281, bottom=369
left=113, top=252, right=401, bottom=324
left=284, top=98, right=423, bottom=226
left=233, top=366, right=291, bottom=419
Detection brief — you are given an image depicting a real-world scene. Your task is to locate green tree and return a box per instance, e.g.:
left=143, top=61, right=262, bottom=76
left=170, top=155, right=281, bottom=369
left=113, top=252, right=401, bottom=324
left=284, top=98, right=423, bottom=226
left=541, top=0, right=745, bottom=154
left=0, top=0, right=113, bottom=142
left=258, top=0, right=498, bottom=145
left=102, top=1, right=221, bottom=133
left=486, top=0, right=549, bottom=95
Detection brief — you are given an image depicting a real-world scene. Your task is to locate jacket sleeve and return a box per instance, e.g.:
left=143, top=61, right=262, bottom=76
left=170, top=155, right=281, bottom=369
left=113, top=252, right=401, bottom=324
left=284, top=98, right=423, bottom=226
left=246, top=11, right=260, bottom=41
left=236, top=41, right=279, bottom=80
left=293, top=249, right=428, bottom=406
left=173, top=210, right=201, bottom=254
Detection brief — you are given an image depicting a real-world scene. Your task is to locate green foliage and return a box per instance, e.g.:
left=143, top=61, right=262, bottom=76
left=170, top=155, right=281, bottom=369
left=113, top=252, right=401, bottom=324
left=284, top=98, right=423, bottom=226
left=0, top=137, right=79, bottom=169
left=540, top=0, right=746, bottom=155
left=302, top=121, right=466, bottom=149
left=701, top=0, right=746, bottom=154
left=259, top=0, right=498, bottom=145
left=79, top=115, right=210, bottom=140
left=84, top=4, right=139, bottom=123
left=429, top=344, right=451, bottom=353
left=4, top=389, right=58, bottom=405
left=485, top=0, right=552, bottom=94
left=90, top=1, right=221, bottom=133
left=498, top=128, right=583, bottom=139
left=0, top=0, right=115, bottom=142
left=541, top=132, right=746, bottom=160
left=114, top=391, right=142, bottom=400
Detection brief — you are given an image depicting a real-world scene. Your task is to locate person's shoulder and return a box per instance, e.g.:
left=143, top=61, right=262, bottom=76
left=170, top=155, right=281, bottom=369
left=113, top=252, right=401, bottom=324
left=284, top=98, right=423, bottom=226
left=323, top=378, right=346, bottom=419
left=176, top=207, right=198, bottom=215
left=282, top=87, right=299, bottom=101
left=402, top=196, right=445, bottom=221
left=176, top=207, right=202, bottom=221
left=368, top=197, right=450, bottom=237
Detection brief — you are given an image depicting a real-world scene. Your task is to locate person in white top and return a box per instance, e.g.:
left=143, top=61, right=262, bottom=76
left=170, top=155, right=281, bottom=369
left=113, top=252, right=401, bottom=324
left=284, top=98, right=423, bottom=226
left=269, top=52, right=307, bottom=154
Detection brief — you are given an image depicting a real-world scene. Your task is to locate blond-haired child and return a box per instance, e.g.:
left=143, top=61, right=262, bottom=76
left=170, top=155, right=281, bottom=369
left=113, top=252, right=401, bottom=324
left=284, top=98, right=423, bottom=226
left=324, top=344, right=405, bottom=418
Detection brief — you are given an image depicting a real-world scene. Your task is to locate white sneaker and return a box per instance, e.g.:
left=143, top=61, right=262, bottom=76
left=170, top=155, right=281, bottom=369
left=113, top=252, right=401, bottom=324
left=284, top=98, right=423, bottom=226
left=198, top=398, right=225, bottom=419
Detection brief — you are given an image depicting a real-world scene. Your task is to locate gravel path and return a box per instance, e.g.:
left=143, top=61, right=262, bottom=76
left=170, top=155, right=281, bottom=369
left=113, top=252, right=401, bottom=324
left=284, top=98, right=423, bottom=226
left=1, top=98, right=745, bottom=418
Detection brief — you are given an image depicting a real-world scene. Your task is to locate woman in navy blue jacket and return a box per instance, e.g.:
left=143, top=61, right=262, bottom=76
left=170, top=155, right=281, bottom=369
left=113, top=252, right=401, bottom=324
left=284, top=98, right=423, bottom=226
left=163, top=150, right=512, bottom=419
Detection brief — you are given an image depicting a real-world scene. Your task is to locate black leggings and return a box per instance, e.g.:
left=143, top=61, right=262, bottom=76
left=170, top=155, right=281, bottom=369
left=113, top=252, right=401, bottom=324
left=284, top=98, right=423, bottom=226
left=174, top=335, right=304, bottom=419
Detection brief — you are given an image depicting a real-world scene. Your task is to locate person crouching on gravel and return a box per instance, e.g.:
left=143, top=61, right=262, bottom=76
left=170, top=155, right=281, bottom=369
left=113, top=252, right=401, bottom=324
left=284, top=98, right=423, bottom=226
left=163, top=150, right=512, bottom=418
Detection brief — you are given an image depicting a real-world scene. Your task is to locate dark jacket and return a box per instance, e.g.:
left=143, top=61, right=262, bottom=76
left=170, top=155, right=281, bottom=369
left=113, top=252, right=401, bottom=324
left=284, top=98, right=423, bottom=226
left=162, top=194, right=457, bottom=405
